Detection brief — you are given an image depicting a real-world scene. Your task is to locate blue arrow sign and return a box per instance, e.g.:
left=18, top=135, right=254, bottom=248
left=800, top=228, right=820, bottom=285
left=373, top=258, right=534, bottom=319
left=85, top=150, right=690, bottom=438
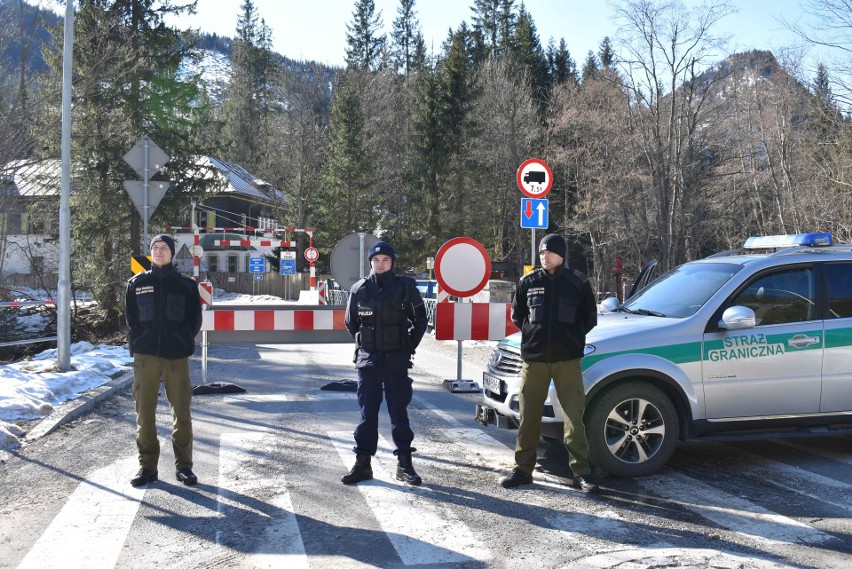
left=520, top=198, right=548, bottom=229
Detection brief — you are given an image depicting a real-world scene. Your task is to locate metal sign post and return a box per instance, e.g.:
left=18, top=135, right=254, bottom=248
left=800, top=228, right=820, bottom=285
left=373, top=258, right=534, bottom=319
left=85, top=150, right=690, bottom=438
left=123, top=136, right=170, bottom=249
left=517, top=158, right=554, bottom=267
left=433, top=237, right=492, bottom=393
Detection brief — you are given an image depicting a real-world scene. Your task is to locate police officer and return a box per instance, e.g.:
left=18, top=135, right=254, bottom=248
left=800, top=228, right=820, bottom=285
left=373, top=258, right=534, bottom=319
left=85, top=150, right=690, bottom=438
left=501, top=233, right=599, bottom=492
left=125, top=234, right=202, bottom=487
left=342, top=241, right=428, bottom=486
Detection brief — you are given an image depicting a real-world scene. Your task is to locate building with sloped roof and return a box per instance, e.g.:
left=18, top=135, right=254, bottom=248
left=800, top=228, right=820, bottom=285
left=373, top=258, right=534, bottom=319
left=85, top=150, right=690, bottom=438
left=1, top=156, right=287, bottom=280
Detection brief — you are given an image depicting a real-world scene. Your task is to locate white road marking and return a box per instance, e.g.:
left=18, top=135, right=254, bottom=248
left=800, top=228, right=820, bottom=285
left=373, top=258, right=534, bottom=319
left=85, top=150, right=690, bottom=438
left=774, top=438, right=852, bottom=467
left=638, top=472, right=835, bottom=545
left=328, top=431, right=490, bottom=566
left=412, top=395, right=463, bottom=426
left=17, top=456, right=145, bottom=569
left=713, top=441, right=852, bottom=514
left=216, top=432, right=308, bottom=568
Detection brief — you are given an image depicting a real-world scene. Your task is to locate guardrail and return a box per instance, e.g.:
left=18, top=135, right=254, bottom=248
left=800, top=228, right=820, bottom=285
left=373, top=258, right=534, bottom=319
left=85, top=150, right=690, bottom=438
left=0, top=300, right=58, bottom=348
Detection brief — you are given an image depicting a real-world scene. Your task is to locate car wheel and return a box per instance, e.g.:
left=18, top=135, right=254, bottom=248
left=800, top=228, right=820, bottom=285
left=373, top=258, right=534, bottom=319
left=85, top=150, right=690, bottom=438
left=586, top=381, right=679, bottom=477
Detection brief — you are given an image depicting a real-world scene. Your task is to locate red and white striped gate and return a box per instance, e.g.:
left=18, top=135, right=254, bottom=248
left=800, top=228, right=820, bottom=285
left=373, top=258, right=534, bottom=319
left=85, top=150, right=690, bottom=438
left=434, top=303, right=518, bottom=341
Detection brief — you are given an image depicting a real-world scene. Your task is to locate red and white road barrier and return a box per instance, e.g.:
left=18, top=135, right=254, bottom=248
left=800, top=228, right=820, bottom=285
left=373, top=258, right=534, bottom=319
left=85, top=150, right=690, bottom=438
left=199, top=281, right=213, bottom=306
left=199, top=306, right=350, bottom=383
left=0, top=300, right=57, bottom=308
left=212, top=240, right=297, bottom=247
left=435, top=303, right=518, bottom=341
left=201, top=309, right=346, bottom=331
left=164, top=225, right=315, bottom=234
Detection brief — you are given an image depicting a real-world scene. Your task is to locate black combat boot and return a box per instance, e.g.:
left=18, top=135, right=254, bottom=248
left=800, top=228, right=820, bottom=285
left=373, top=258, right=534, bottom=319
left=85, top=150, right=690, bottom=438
left=341, top=453, right=373, bottom=485
left=395, top=450, right=422, bottom=486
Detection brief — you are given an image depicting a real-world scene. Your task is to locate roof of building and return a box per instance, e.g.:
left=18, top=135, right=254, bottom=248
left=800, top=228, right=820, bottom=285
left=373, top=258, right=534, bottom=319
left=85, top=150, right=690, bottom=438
left=190, top=156, right=286, bottom=203
left=1, top=156, right=284, bottom=204
left=0, top=159, right=63, bottom=198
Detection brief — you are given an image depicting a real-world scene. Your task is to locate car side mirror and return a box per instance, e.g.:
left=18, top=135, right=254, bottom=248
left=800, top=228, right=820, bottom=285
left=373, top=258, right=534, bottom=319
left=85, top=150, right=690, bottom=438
left=599, top=297, right=620, bottom=313
left=719, top=305, right=756, bottom=330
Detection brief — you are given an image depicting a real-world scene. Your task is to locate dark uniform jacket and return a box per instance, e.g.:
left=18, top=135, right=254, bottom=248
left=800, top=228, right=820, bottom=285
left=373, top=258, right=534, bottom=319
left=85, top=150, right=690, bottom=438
left=125, top=263, right=202, bottom=359
left=345, top=270, right=428, bottom=369
left=511, top=266, right=597, bottom=362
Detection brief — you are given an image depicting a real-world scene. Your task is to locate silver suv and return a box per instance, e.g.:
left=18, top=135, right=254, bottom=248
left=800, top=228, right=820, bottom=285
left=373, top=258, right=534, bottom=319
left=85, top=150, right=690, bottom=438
left=475, top=232, right=852, bottom=477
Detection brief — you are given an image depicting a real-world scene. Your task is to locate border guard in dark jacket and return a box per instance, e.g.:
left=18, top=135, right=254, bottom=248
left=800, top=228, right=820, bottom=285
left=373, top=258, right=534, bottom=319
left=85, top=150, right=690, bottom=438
left=501, top=233, right=599, bottom=492
left=342, top=241, right=428, bottom=485
left=125, top=234, right=202, bottom=487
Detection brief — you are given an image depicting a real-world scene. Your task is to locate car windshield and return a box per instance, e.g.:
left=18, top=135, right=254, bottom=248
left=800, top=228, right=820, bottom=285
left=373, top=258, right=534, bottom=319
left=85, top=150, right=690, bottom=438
left=622, top=262, right=742, bottom=318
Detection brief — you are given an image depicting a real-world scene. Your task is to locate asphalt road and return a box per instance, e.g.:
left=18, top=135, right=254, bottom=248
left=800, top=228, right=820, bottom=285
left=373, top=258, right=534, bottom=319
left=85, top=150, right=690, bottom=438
left=1, top=335, right=851, bottom=569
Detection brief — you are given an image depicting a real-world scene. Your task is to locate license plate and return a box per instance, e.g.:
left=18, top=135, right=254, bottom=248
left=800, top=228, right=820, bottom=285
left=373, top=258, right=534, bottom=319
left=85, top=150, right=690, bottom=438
left=483, top=373, right=504, bottom=394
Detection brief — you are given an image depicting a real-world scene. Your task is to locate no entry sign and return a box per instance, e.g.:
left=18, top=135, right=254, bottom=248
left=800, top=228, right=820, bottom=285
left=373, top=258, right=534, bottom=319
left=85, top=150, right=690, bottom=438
left=434, top=237, right=491, bottom=298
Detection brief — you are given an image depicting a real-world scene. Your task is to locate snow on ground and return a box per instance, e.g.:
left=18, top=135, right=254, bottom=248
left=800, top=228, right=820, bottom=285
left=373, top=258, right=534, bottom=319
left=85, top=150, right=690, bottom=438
left=0, top=290, right=289, bottom=451
left=0, top=342, right=132, bottom=450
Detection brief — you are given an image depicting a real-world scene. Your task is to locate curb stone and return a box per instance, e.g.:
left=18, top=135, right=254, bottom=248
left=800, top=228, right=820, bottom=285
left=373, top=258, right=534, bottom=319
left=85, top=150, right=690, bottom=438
left=25, top=369, right=135, bottom=441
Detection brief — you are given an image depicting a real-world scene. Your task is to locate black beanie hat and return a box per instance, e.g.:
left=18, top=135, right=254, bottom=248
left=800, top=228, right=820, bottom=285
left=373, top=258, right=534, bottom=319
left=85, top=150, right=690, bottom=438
left=150, top=234, right=176, bottom=257
left=539, top=233, right=566, bottom=259
left=368, top=241, right=397, bottom=264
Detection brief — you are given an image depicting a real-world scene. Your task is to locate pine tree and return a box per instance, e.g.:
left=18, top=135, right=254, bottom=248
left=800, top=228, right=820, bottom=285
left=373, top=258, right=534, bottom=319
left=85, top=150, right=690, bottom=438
left=317, top=72, right=372, bottom=242
left=389, top=0, right=426, bottom=75
left=581, top=50, right=599, bottom=83
left=470, top=0, right=516, bottom=59
left=409, top=26, right=474, bottom=249
left=512, top=5, right=549, bottom=106
left=345, top=0, right=386, bottom=71
left=221, top=0, right=276, bottom=171
left=32, top=0, right=212, bottom=316
left=547, top=37, right=578, bottom=85
left=598, top=36, right=616, bottom=68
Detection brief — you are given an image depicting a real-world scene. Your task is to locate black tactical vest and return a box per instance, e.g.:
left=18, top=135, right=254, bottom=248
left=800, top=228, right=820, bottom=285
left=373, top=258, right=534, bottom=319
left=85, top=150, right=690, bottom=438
left=354, top=278, right=410, bottom=352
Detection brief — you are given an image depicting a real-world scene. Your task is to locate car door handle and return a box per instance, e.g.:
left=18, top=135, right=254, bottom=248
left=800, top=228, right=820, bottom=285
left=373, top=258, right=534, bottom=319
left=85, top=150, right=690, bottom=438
left=787, top=334, right=821, bottom=348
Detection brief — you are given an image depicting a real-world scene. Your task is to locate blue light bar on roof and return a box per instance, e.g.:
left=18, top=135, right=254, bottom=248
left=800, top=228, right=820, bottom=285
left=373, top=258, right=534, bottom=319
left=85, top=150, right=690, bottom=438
left=743, top=232, right=833, bottom=249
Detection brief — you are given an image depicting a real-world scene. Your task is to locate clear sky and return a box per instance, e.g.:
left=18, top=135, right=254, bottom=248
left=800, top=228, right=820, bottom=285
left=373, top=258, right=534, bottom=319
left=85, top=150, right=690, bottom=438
left=171, top=0, right=809, bottom=67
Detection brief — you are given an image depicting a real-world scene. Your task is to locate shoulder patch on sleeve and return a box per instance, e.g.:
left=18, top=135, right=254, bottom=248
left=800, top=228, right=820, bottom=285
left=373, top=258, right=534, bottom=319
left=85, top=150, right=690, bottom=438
left=570, top=269, right=590, bottom=283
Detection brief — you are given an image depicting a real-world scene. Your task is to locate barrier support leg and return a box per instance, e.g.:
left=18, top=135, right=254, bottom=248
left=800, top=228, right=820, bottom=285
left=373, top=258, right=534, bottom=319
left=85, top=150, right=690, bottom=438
left=442, top=340, right=479, bottom=393
left=202, top=330, right=208, bottom=384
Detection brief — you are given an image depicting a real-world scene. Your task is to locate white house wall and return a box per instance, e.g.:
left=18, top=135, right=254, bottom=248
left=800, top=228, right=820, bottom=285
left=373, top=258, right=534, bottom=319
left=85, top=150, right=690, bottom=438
left=1, top=234, right=60, bottom=275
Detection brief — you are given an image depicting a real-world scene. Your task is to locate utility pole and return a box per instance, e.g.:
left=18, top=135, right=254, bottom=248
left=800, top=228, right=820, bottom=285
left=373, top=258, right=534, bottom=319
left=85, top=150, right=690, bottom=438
left=57, top=1, right=75, bottom=372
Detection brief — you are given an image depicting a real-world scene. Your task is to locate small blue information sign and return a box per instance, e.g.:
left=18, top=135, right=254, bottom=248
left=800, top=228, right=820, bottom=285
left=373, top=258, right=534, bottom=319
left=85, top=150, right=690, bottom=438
left=520, top=198, right=549, bottom=229
left=249, top=257, right=265, bottom=273
left=280, top=259, right=297, bottom=275
left=254, top=274, right=263, bottom=281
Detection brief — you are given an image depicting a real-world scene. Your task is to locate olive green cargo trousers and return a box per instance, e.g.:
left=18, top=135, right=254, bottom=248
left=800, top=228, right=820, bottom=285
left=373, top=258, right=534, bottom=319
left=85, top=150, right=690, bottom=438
left=514, top=359, right=591, bottom=477
left=133, top=354, right=193, bottom=471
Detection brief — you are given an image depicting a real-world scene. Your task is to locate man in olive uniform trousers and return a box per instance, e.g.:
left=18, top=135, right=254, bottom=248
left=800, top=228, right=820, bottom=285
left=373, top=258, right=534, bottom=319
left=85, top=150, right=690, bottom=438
left=125, top=234, right=202, bottom=487
left=342, top=241, right=428, bottom=485
left=501, top=233, right=599, bottom=492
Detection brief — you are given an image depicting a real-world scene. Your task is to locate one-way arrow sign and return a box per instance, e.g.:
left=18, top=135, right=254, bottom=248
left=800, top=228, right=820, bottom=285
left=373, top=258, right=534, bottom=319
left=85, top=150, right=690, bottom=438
left=520, top=198, right=548, bottom=229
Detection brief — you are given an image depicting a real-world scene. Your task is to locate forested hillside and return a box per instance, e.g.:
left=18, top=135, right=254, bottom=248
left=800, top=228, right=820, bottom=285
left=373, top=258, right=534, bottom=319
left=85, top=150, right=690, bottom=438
left=1, top=0, right=850, bottom=306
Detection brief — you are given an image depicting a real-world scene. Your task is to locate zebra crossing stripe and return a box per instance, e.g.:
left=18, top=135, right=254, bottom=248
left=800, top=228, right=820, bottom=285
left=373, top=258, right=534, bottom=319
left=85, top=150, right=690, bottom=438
left=638, top=472, right=835, bottom=545
left=427, top=427, right=837, bottom=551
left=775, top=438, right=852, bottom=467
left=17, top=456, right=145, bottom=569
left=711, top=441, right=852, bottom=514
left=216, top=432, right=308, bottom=568
left=328, top=431, right=490, bottom=566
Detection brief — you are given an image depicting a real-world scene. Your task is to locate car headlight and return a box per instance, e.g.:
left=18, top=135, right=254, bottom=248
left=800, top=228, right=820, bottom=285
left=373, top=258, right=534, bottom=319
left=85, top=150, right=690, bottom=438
left=584, top=344, right=596, bottom=356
